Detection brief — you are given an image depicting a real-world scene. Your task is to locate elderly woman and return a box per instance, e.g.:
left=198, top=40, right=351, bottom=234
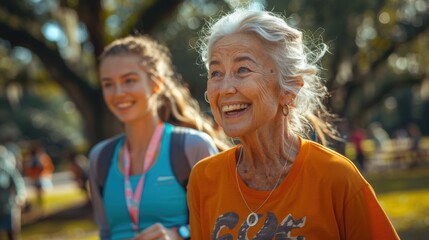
left=187, top=8, right=399, bottom=239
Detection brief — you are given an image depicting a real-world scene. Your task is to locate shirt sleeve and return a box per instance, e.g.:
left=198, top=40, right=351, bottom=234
left=187, top=163, right=203, bottom=239
left=343, top=183, right=400, bottom=240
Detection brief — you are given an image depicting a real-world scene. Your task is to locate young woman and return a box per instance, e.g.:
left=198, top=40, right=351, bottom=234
left=88, top=35, right=230, bottom=240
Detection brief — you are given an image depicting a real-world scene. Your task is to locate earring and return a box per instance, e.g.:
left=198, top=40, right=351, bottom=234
left=204, top=91, right=210, bottom=103
left=282, top=104, right=289, bottom=116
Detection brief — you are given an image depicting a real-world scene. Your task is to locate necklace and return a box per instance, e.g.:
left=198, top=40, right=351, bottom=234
left=235, top=140, right=294, bottom=227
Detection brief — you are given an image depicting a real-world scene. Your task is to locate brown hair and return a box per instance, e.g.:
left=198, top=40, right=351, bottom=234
left=99, top=35, right=231, bottom=150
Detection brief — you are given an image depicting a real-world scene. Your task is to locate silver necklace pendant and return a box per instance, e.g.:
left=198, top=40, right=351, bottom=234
left=247, top=212, right=258, bottom=227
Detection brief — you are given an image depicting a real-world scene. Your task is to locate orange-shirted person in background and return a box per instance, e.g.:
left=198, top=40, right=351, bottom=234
left=24, top=144, right=54, bottom=207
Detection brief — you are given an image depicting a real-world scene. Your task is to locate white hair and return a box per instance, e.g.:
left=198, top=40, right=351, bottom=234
left=198, top=8, right=338, bottom=144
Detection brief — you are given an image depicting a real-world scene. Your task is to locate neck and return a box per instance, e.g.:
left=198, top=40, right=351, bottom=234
left=124, top=115, right=160, bottom=150
left=237, top=120, right=299, bottom=190
left=239, top=117, right=297, bottom=164
left=121, top=116, right=161, bottom=175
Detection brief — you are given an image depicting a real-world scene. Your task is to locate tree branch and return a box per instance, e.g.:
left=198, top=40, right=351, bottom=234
left=0, top=21, right=106, bottom=143
left=355, top=74, right=426, bottom=120
left=128, top=0, right=185, bottom=34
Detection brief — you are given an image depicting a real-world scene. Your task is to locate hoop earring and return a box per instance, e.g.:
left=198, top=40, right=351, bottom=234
left=282, top=105, right=289, bottom=116
left=204, top=91, right=210, bottom=103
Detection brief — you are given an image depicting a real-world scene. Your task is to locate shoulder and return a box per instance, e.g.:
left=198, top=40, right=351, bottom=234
left=294, top=139, right=371, bottom=205
left=172, top=126, right=219, bottom=166
left=300, top=138, right=367, bottom=185
left=302, top=139, right=356, bottom=169
left=182, top=128, right=216, bottom=149
left=170, top=125, right=214, bottom=145
left=88, top=134, right=123, bottom=169
left=188, top=146, right=236, bottom=195
left=192, top=146, right=236, bottom=175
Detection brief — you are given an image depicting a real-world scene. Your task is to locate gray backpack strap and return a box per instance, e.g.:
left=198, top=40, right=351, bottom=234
left=96, top=127, right=190, bottom=196
left=170, top=127, right=191, bottom=191
left=96, top=135, right=123, bottom=196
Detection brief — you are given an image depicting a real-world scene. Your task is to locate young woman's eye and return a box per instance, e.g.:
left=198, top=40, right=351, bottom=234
left=101, top=82, right=112, bottom=88
left=125, top=78, right=136, bottom=84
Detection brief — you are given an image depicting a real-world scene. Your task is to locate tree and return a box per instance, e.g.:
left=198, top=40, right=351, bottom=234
left=264, top=0, right=429, bottom=132
left=1, top=0, right=428, bottom=153
left=0, top=0, right=189, bottom=147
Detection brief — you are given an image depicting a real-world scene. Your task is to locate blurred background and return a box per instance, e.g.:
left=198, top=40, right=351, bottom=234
left=0, top=0, right=428, bottom=239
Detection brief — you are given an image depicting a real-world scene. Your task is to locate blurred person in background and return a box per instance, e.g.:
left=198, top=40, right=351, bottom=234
left=68, top=151, right=90, bottom=198
left=188, top=8, right=399, bottom=239
left=0, top=145, right=27, bottom=240
left=368, top=122, right=391, bottom=169
left=89, top=34, right=230, bottom=240
left=407, top=122, right=425, bottom=167
left=349, top=125, right=367, bottom=171
left=2, top=138, right=23, bottom=172
left=24, top=143, right=54, bottom=207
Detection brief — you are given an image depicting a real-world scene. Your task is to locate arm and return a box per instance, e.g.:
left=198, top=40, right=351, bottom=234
left=11, top=167, right=27, bottom=206
left=183, top=129, right=219, bottom=167
left=88, top=142, right=111, bottom=240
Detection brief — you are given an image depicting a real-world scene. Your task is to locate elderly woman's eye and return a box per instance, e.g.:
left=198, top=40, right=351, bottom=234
left=210, top=71, right=222, bottom=78
left=238, top=67, right=250, bottom=74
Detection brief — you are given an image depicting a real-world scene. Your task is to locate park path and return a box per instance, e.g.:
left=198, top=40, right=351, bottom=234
left=20, top=171, right=98, bottom=239
left=22, top=171, right=91, bottom=225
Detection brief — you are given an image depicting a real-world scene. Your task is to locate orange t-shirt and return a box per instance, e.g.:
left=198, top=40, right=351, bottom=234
left=188, top=137, right=399, bottom=239
left=25, top=152, right=54, bottom=179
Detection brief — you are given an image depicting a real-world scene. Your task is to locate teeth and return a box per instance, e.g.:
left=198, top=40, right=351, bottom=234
left=222, top=104, right=248, bottom=112
left=116, top=102, right=132, bottom=109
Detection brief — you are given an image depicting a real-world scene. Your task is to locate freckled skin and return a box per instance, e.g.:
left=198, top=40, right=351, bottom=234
left=207, top=32, right=282, bottom=138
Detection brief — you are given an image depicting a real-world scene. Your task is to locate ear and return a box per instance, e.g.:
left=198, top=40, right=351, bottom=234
left=279, top=76, right=304, bottom=105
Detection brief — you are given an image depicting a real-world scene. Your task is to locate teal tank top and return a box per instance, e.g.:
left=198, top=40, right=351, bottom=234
left=103, top=123, right=188, bottom=239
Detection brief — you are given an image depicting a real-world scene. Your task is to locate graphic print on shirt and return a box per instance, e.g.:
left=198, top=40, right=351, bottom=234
left=212, top=212, right=306, bottom=240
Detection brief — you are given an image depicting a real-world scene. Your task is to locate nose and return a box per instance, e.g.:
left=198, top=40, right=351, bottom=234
left=219, top=74, right=237, bottom=95
left=112, top=82, right=126, bottom=96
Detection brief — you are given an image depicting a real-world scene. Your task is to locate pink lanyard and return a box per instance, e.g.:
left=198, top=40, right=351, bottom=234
left=123, top=122, right=164, bottom=232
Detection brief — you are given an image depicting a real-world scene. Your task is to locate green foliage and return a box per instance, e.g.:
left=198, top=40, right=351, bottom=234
left=263, top=0, right=429, bottom=130
left=0, top=0, right=429, bottom=154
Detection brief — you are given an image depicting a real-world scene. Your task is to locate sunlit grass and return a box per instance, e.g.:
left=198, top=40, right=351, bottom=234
left=21, top=219, right=98, bottom=240
left=25, top=186, right=87, bottom=215
left=379, top=189, right=429, bottom=231
left=366, top=167, right=429, bottom=239
left=21, top=185, right=95, bottom=239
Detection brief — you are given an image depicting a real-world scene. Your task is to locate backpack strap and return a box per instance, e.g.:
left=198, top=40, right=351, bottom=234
left=96, top=127, right=191, bottom=196
left=96, top=135, right=123, bottom=196
left=170, top=126, right=191, bottom=191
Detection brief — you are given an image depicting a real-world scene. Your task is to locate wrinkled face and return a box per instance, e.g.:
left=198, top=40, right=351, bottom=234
left=207, top=32, right=282, bottom=137
left=99, top=55, right=156, bottom=124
